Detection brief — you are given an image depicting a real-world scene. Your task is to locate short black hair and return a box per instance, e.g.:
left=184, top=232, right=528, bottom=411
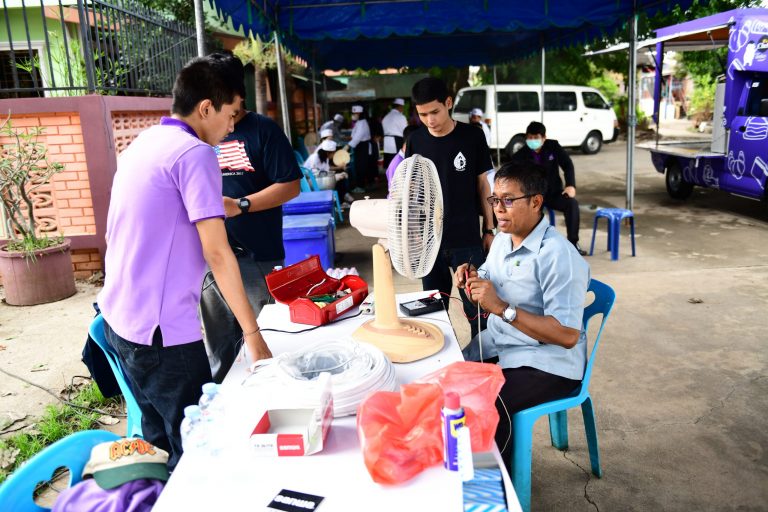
left=403, top=124, right=419, bottom=144
left=494, top=160, right=548, bottom=197
left=411, top=76, right=449, bottom=105
left=525, top=121, right=546, bottom=136
left=171, top=52, right=245, bottom=116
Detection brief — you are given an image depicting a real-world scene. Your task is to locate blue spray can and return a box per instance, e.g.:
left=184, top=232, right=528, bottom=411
left=441, top=392, right=466, bottom=471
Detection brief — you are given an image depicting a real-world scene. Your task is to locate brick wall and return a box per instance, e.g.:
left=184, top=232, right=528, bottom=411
left=1, top=113, right=98, bottom=283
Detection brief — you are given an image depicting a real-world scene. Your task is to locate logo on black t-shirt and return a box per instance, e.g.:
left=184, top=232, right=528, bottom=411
left=453, top=151, right=467, bottom=172
left=215, top=141, right=255, bottom=172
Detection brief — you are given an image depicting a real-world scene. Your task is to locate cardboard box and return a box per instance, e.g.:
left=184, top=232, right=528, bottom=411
left=250, top=387, right=334, bottom=456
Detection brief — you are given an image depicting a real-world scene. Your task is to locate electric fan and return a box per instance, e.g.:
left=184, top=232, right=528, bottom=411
left=349, top=155, right=444, bottom=363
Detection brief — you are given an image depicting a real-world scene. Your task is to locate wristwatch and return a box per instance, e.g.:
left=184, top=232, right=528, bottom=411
left=237, top=197, right=251, bottom=214
left=502, top=304, right=516, bottom=324
left=483, top=228, right=495, bottom=236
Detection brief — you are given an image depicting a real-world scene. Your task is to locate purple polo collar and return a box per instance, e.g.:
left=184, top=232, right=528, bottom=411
left=160, top=117, right=199, bottom=139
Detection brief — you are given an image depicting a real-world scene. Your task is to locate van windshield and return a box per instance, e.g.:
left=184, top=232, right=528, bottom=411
left=454, top=90, right=486, bottom=114
left=582, top=91, right=611, bottom=110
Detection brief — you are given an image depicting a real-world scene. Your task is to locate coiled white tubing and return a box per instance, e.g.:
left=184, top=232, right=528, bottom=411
left=243, top=339, right=399, bottom=417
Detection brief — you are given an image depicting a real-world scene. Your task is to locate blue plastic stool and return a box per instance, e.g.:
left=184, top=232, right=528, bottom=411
left=589, top=208, right=636, bottom=261
left=88, top=315, right=143, bottom=439
left=0, top=429, right=119, bottom=512
left=509, top=279, right=616, bottom=512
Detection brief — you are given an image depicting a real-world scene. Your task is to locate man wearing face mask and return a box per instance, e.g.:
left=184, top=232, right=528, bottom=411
left=512, top=121, right=586, bottom=255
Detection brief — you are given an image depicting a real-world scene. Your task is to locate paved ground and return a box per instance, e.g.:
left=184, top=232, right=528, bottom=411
left=1, top=129, right=767, bottom=510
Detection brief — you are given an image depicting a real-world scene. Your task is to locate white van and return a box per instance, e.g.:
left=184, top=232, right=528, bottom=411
left=453, top=85, right=619, bottom=155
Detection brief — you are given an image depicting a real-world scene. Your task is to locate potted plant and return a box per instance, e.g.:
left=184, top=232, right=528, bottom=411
left=0, top=115, right=76, bottom=305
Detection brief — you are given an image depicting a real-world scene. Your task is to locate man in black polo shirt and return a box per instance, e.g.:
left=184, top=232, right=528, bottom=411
left=512, top=121, right=586, bottom=255
left=200, top=102, right=302, bottom=381
left=406, top=77, right=495, bottom=338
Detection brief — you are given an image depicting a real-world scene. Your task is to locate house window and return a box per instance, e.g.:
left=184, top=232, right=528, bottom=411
left=0, top=49, right=44, bottom=98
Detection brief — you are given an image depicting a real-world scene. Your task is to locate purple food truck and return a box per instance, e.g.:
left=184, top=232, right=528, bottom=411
left=643, top=8, right=768, bottom=202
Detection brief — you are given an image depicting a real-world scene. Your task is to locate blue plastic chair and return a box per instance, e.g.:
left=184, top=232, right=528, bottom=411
left=88, top=315, right=143, bottom=439
left=294, top=150, right=306, bottom=167
left=589, top=208, right=636, bottom=261
left=300, top=166, right=344, bottom=223
left=543, top=206, right=556, bottom=227
left=509, top=279, right=615, bottom=512
left=0, top=429, right=120, bottom=512
left=295, top=136, right=310, bottom=161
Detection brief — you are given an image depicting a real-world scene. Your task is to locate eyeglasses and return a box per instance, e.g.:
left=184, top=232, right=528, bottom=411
left=486, top=194, right=533, bottom=208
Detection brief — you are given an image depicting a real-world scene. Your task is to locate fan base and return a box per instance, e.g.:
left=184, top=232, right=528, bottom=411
left=352, top=319, right=444, bottom=363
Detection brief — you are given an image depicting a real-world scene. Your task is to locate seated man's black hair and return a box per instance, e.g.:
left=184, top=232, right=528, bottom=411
left=494, top=160, right=549, bottom=198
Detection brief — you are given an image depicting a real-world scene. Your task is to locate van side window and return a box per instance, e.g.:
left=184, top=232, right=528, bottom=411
left=745, top=78, right=768, bottom=117
left=497, top=91, right=540, bottom=112
left=454, top=90, right=486, bottom=114
left=544, top=91, right=577, bottom=111
left=582, top=91, right=611, bottom=110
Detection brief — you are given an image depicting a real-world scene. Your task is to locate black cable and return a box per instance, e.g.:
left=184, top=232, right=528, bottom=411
left=259, top=310, right=364, bottom=334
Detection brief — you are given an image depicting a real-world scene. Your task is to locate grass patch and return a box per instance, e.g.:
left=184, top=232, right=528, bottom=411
left=0, top=381, right=122, bottom=483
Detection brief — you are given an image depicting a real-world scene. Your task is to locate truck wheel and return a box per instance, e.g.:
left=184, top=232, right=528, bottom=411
left=665, top=161, right=694, bottom=199
left=581, top=131, right=603, bottom=154
left=505, top=135, right=526, bottom=158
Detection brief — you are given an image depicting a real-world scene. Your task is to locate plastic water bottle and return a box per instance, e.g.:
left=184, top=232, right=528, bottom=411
left=199, top=382, right=220, bottom=419
left=180, top=405, right=202, bottom=452
left=198, top=382, right=225, bottom=454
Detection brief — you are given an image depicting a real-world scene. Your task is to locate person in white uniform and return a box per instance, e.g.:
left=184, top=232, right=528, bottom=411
left=345, top=105, right=374, bottom=193
left=320, top=113, right=345, bottom=144
left=303, top=139, right=354, bottom=205
left=381, top=98, right=408, bottom=169
left=470, top=107, right=492, bottom=146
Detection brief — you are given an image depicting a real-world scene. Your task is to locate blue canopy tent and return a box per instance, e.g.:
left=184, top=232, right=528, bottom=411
left=201, top=0, right=701, bottom=209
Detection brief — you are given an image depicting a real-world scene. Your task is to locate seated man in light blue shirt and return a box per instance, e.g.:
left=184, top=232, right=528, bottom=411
left=455, top=160, right=590, bottom=468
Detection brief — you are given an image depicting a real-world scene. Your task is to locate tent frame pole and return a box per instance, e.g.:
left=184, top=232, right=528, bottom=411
left=311, top=64, right=319, bottom=134
left=540, top=39, right=545, bottom=123
left=493, top=65, right=501, bottom=164
left=274, top=32, right=292, bottom=139
left=626, top=8, right=637, bottom=211
left=194, top=0, right=205, bottom=57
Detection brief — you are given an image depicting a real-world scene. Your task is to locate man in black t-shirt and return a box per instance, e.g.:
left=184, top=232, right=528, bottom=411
left=200, top=109, right=302, bottom=381
left=406, top=77, right=495, bottom=339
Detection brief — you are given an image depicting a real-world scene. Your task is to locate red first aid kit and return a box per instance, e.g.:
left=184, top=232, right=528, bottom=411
left=265, top=256, right=368, bottom=326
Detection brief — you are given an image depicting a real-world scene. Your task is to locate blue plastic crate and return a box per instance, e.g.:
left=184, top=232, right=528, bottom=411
left=283, top=190, right=334, bottom=216
left=283, top=213, right=335, bottom=269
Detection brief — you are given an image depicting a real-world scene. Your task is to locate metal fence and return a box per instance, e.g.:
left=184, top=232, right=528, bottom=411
left=1, top=0, right=197, bottom=97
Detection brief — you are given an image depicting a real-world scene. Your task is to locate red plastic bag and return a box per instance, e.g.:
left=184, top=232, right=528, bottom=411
left=357, top=361, right=504, bottom=485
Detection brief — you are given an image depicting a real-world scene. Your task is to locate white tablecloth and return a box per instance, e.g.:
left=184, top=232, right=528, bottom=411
left=153, top=291, right=520, bottom=512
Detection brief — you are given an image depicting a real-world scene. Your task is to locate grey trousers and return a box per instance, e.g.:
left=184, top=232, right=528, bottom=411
left=200, top=257, right=282, bottom=382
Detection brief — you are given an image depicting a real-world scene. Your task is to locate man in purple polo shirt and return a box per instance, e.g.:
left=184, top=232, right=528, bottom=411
left=97, top=54, right=272, bottom=469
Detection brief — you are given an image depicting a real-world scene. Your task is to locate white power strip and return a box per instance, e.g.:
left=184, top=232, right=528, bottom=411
left=360, top=293, right=375, bottom=315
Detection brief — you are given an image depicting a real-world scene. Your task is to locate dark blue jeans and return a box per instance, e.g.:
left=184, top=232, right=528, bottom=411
left=103, top=319, right=212, bottom=470
left=421, top=244, right=488, bottom=338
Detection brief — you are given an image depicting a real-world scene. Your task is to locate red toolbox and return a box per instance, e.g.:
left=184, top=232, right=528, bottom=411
left=265, top=256, right=368, bottom=326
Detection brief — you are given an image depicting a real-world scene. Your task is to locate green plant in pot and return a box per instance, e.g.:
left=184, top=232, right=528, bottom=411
left=0, top=115, right=77, bottom=305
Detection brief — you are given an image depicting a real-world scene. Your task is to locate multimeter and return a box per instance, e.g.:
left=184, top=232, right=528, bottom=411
left=399, top=296, right=444, bottom=316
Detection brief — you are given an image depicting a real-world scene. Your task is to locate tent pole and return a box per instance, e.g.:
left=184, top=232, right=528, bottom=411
left=540, top=37, right=545, bottom=123
left=626, top=8, right=638, bottom=211
left=311, top=64, right=319, bottom=134
left=322, top=73, right=328, bottom=123
left=194, top=0, right=205, bottom=57
left=493, top=65, right=501, bottom=164
left=274, top=32, right=292, bottom=139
